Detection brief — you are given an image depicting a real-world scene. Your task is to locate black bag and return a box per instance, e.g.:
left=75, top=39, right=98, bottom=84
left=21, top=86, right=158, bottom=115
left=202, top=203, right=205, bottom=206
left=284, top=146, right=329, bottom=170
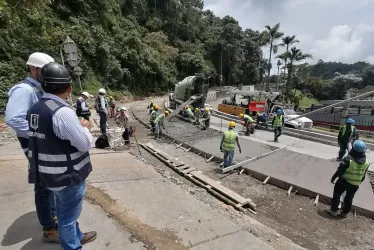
left=95, top=134, right=110, bottom=149
left=122, top=128, right=130, bottom=145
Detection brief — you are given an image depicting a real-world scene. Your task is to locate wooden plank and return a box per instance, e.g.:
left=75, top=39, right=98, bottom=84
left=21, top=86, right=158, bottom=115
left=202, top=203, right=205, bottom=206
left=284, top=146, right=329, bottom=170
left=263, top=176, right=270, bottom=185
left=191, top=171, right=249, bottom=205
left=222, top=146, right=287, bottom=173
left=182, top=168, right=196, bottom=174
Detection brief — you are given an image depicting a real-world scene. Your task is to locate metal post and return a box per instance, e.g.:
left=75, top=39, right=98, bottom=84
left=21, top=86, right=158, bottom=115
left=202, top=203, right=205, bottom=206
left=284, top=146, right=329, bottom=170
left=220, top=42, right=223, bottom=92
left=60, top=46, right=65, bottom=66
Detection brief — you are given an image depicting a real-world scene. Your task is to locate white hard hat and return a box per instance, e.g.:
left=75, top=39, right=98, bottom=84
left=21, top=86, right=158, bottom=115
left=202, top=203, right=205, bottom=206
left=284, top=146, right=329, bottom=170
left=120, top=107, right=127, bottom=111
left=26, top=52, right=55, bottom=68
left=98, top=88, right=106, bottom=94
left=82, top=92, right=90, bottom=97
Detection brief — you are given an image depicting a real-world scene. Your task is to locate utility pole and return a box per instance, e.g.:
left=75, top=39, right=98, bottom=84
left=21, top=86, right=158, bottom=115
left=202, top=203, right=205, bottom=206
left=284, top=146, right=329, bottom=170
left=220, top=42, right=223, bottom=92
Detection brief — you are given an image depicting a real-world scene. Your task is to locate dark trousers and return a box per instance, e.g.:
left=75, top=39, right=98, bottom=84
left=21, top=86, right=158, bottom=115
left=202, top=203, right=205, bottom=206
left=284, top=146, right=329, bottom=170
left=150, top=121, right=155, bottom=133
left=338, top=142, right=349, bottom=160
left=35, top=182, right=57, bottom=231
left=203, top=119, right=210, bottom=129
left=99, top=112, right=107, bottom=134
left=331, top=178, right=359, bottom=213
left=274, top=126, right=282, bottom=141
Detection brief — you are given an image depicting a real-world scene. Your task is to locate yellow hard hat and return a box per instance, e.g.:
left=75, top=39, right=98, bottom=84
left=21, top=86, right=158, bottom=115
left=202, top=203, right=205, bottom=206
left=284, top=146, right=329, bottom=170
left=195, top=108, right=200, bottom=112
left=154, top=105, right=159, bottom=110
left=229, top=121, right=236, bottom=127
left=165, top=111, right=169, bottom=116
left=110, top=96, right=113, bottom=99
left=185, top=105, right=189, bottom=109
left=239, top=113, right=244, bottom=118
left=205, top=108, right=209, bottom=112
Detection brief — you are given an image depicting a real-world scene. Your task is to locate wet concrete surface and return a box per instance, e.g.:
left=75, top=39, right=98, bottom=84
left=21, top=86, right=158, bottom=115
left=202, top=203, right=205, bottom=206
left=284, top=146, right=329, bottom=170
left=244, top=149, right=374, bottom=212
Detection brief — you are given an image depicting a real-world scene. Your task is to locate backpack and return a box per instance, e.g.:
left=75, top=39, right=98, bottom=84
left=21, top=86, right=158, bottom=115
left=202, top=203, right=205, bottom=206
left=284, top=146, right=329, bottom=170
left=95, top=134, right=110, bottom=149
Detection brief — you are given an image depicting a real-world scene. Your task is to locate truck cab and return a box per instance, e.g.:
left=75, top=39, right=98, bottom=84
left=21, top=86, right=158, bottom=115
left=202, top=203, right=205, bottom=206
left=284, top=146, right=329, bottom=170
left=269, top=105, right=313, bottom=129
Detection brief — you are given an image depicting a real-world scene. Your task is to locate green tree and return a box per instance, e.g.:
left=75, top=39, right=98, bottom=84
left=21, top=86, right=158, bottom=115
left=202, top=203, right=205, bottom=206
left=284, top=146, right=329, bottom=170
left=262, top=23, right=284, bottom=91
left=279, top=35, right=299, bottom=76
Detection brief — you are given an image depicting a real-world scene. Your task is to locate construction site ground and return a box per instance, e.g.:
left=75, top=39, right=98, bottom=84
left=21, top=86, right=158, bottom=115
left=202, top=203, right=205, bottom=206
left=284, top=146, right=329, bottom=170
left=131, top=98, right=374, bottom=250
left=0, top=95, right=374, bottom=250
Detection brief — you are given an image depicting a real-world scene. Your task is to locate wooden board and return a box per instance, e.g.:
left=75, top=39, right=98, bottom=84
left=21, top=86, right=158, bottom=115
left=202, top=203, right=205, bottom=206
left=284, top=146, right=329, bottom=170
left=182, top=168, right=196, bottom=174
left=191, top=171, right=249, bottom=205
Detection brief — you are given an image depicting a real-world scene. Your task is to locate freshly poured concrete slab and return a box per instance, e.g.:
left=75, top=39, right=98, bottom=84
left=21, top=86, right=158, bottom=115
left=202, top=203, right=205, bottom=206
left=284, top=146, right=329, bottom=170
left=192, top=136, right=274, bottom=162
left=191, top=230, right=274, bottom=250
left=244, top=150, right=374, bottom=211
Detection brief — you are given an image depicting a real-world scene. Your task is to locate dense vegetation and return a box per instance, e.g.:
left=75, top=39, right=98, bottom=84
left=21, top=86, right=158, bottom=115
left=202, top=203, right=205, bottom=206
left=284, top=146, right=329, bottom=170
left=0, top=0, right=373, bottom=112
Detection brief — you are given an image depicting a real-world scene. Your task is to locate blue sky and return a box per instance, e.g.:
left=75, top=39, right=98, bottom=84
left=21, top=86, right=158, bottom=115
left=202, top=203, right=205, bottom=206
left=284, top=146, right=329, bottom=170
left=204, top=0, right=374, bottom=65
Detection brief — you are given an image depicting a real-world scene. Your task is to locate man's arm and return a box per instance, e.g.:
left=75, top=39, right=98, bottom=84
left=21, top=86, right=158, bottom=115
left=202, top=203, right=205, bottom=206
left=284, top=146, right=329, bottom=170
left=100, top=97, right=107, bottom=114
left=220, top=134, right=224, bottom=150
left=331, top=158, right=350, bottom=183
left=5, top=87, right=33, bottom=138
left=236, top=135, right=242, bottom=153
left=81, top=100, right=88, bottom=111
left=271, top=116, right=275, bottom=126
left=53, top=107, right=93, bottom=152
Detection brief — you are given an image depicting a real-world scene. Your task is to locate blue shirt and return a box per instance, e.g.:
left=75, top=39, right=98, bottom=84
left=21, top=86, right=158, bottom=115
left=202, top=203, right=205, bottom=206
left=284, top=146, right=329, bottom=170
left=5, top=77, right=42, bottom=138
left=43, top=93, right=93, bottom=152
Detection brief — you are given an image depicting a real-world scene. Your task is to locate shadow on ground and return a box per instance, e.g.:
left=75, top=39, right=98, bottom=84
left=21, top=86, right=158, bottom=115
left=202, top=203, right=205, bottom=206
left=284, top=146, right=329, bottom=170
left=1, top=211, right=60, bottom=250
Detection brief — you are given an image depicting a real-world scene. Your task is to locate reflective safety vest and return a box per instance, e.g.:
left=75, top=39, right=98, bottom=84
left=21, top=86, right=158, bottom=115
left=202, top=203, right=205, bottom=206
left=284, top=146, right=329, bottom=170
left=222, top=129, right=237, bottom=151
left=342, top=160, right=369, bottom=186
left=95, top=96, right=108, bottom=113
left=76, top=97, right=91, bottom=117
left=273, top=115, right=283, bottom=127
left=186, top=108, right=194, bottom=118
left=341, top=125, right=355, bottom=138
left=150, top=110, right=158, bottom=122
left=155, top=114, right=165, bottom=125
left=243, top=114, right=253, bottom=123
left=27, top=97, right=92, bottom=187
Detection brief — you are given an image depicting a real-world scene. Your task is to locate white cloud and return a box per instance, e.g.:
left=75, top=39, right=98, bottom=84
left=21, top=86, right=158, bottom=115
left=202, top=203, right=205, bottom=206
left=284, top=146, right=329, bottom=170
left=204, top=0, right=374, bottom=67
left=310, top=24, right=374, bottom=63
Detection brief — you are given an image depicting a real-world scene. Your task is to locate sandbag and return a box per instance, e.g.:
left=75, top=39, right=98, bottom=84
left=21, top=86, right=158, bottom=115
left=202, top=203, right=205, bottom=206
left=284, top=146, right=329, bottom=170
left=95, top=134, right=110, bottom=149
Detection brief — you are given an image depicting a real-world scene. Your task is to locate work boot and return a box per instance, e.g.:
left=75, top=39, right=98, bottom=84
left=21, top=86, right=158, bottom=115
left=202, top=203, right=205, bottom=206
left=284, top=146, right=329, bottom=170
left=328, top=209, right=338, bottom=217
left=340, top=212, right=348, bottom=218
left=81, top=231, right=97, bottom=245
left=42, top=227, right=60, bottom=243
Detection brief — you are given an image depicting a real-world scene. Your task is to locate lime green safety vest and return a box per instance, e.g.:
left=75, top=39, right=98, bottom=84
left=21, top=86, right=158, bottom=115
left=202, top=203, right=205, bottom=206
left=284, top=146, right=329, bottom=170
left=155, top=114, right=165, bottom=124
left=222, top=129, right=237, bottom=151
left=186, top=108, right=194, bottom=118
left=243, top=114, right=253, bottom=123
left=150, top=110, right=158, bottom=122
left=342, top=160, right=369, bottom=186
left=341, top=125, right=355, bottom=138
left=273, top=115, right=283, bottom=127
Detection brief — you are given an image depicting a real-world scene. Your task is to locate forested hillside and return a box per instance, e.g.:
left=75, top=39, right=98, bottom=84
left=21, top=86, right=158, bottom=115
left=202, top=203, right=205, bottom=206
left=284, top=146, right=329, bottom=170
left=0, top=0, right=265, bottom=111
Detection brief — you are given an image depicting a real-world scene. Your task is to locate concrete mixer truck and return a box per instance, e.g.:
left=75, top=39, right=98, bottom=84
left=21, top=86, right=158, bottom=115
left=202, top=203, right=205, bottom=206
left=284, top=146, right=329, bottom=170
left=168, top=74, right=210, bottom=118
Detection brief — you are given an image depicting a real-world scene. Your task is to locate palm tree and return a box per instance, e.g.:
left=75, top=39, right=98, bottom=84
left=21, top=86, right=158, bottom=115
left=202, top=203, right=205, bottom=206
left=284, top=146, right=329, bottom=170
left=276, top=60, right=282, bottom=92
left=280, top=35, right=299, bottom=75
left=263, top=23, right=284, bottom=91
left=278, top=47, right=312, bottom=92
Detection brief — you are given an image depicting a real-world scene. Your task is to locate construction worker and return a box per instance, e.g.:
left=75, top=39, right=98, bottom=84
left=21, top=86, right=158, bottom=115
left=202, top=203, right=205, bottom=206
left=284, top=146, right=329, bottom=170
left=220, top=121, right=242, bottom=168
left=185, top=105, right=194, bottom=119
left=256, top=112, right=268, bottom=128
left=76, top=92, right=92, bottom=121
left=108, top=96, right=116, bottom=118
left=27, top=62, right=96, bottom=249
left=272, top=109, right=284, bottom=142
left=94, top=88, right=108, bottom=134
left=148, top=100, right=154, bottom=114
left=202, top=108, right=211, bottom=130
left=194, top=107, right=201, bottom=125
left=337, top=118, right=359, bottom=161
left=149, top=105, right=159, bottom=134
left=239, top=113, right=254, bottom=136
left=115, top=107, right=129, bottom=128
left=5, top=52, right=58, bottom=242
left=154, top=111, right=169, bottom=138
left=330, top=140, right=369, bottom=218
